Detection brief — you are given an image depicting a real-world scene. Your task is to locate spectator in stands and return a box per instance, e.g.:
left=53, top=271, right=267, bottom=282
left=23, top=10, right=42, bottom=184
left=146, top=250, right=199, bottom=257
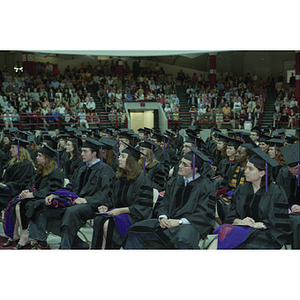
left=125, top=90, right=133, bottom=102
left=279, top=108, right=289, bottom=127
left=86, top=97, right=96, bottom=113
left=273, top=107, right=281, bottom=127
left=57, top=103, right=66, bottom=115
left=51, top=78, right=59, bottom=90
left=3, top=110, right=13, bottom=128
left=290, top=97, right=298, bottom=108
left=164, top=103, right=172, bottom=119
left=5, top=102, right=14, bottom=114
left=248, top=97, right=256, bottom=110
left=288, top=108, right=296, bottom=129
left=77, top=107, right=89, bottom=128
left=222, top=102, right=231, bottom=116
left=215, top=106, right=223, bottom=129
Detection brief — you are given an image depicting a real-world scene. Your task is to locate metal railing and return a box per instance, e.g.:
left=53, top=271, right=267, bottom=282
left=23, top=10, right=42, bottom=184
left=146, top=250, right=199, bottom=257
left=168, top=112, right=262, bottom=129
left=0, top=112, right=127, bottom=131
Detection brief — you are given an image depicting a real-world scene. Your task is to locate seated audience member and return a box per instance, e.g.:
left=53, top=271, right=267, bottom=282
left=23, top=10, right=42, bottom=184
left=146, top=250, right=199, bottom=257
left=123, top=147, right=216, bottom=249
left=3, top=145, right=64, bottom=249
left=91, top=144, right=153, bottom=249
left=27, top=138, right=116, bottom=249
left=77, top=108, right=89, bottom=128
left=276, top=143, right=300, bottom=212
left=210, top=148, right=291, bottom=249
left=62, top=137, right=85, bottom=181
left=0, top=138, right=36, bottom=211
left=138, top=139, right=167, bottom=192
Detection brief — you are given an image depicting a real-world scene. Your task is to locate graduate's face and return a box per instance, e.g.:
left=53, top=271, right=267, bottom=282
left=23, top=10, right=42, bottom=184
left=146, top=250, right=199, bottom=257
left=138, top=133, right=145, bottom=140
left=59, top=138, right=67, bottom=147
left=217, top=141, right=225, bottom=151
left=178, top=158, right=195, bottom=178
left=226, top=146, right=236, bottom=159
left=268, top=147, right=275, bottom=159
left=245, top=161, right=265, bottom=183
left=259, top=142, right=269, bottom=153
left=10, top=145, right=18, bottom=158
left=288, top=164, right=300, bottom=176
left=4, top=137, right=10, bottom=144
left=118, top=152, right=128, bottom=169
left=36, top=152, right=48, bottom=166
left=183, top=142, right=193, bottom=155
left=235, top=146, right=248, bottom=164
left=81, top=147, right=96, bottom=164
left=250, top=132, right=259, bottom=142
left=66, top=141, right=74, bottom=153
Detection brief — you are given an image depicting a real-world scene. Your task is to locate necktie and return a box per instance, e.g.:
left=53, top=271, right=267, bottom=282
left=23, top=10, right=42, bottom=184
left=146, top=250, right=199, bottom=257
left=184, top=178, right=189, bottom=187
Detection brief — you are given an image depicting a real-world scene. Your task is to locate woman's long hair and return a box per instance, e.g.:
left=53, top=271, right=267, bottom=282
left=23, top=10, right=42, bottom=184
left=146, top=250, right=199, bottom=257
left=138, top=148, right=158, bottom=169
left=67, top=140, right=80, bottom=160
left=216, top=142, right=228, bottom=158
left=8, top=147, right=35, bottom=168
left=36, top=153, right=57, bottom=176
left=102, top=149, right=116, bottom=167
left=30, top=141, right=39, bottom=153
left=275, top=147, right=286, bottom=167
left=116, top=155, right=142, bottom=181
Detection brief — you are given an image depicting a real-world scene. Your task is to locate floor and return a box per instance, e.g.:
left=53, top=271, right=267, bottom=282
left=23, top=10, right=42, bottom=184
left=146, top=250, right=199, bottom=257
left=0, top=212, right=94, bottom=249
left=0, top=212, right=291, bottom=250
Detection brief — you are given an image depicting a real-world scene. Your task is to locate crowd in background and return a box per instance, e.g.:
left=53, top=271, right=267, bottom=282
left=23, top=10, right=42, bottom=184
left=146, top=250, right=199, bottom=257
left=0, top=60, right=299, bottom=131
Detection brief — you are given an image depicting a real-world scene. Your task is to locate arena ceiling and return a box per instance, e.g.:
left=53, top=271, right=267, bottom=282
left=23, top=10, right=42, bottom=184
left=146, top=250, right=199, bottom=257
left=27, top=50, right=217, bottom=59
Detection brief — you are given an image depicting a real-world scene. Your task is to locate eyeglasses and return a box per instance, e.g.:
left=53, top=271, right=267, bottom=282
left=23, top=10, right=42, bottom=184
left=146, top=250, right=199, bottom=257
left=180, top=161, right=192, bottom=168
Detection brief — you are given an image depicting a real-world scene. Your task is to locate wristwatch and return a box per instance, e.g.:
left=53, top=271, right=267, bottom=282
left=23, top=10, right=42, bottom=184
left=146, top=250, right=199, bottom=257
left=178, top=219, right=183, bottom=225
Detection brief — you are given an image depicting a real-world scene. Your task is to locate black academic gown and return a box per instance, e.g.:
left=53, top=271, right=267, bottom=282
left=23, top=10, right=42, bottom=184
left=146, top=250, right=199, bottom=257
left=91, top=172, right=153, bottom=249
left=63, top=155, right=85, bottom=181
left=28, top=161, right=116, bottom=239
left=154, top=147, right=170, bottom=175
left=146, top=162, right=167, bottom=192
left=276, top=165, right=298, bottom=206
left=123, top=175, right=216, bottom=249
left=224, top=182, right=291, bottom=249
left=215, top=158, right=237, bottom=178
left=0, top=159, right=35, bottom=210
left=13, top=168, right=65, bottom=228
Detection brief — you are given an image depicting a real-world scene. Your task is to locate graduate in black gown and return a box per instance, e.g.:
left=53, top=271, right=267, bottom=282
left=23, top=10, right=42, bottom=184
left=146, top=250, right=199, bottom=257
left=62, top=137, right=84, bottom=181
left=138, top=139, right=167, bottom=192
left=3, top=144, right=64, bottom=249
left=91, top=143, right=153, bottom=249
left=210, top=148, right=291, bottom=249
left=98, top=136, right=119, bottom=173
left=0, top=138, right=35, bottom=211
left=123, top=146, right=216, bottom=249
left=27, top=137, right=116, bottom=249
left=277, top=142, right=300, bottom=248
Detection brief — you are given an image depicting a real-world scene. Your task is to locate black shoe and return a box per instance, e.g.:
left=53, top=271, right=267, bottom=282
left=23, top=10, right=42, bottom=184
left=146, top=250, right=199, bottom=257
left=3, top=239, right=19, bottom=247
left=13, top=242, right=31, bottom=250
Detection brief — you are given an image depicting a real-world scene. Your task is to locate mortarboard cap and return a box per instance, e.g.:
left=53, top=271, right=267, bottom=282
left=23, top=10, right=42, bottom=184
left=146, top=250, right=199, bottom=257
left=38, top=144, right=58, bottom=158
left=280, top=143, right=300, bottom=168
left=185, top=146, right=210, bottom=179
left=227, top=137, right=243, bottom=148
left=11, top=138, right=30, bottom=149
left=121, top=141, right=144, bottom=161
left=258, top=134, right=271, bottom=143
left=151, top=133, right=163, bottom=143
left=249, top=147, right=279, bottom=192
left=250, top=126, right=261, bottom=136
left=99, top=137, right=118, bottom=149
left=82, top=137, right=102, bottom=151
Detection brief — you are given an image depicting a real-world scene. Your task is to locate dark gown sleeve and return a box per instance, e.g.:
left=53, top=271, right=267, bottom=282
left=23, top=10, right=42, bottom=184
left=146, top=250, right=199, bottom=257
left=147, top=162, right=167, bottom=191
left=126, top=173, right=153, bottom=223
left=32, top=168, right=65, bottom=199
left=67, top=163, right=116, bottom=209
left=4, top=160, right=35, bottom=195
